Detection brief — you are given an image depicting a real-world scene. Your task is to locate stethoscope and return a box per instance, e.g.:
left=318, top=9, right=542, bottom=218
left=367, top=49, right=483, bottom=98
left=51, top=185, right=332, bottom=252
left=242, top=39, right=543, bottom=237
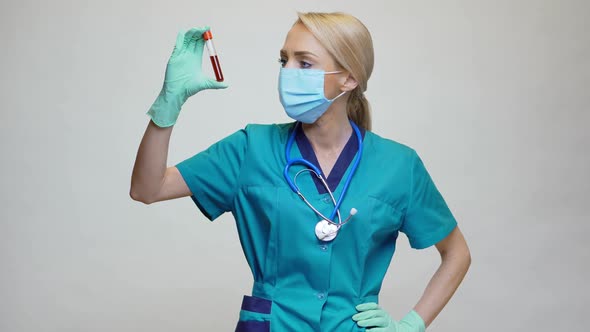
left=283, top=120, right=363, bottom=242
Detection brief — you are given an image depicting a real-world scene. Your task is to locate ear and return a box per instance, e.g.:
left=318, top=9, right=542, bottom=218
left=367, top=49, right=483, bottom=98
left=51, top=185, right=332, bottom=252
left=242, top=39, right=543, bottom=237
left=340, top=74, right=359, bottom=92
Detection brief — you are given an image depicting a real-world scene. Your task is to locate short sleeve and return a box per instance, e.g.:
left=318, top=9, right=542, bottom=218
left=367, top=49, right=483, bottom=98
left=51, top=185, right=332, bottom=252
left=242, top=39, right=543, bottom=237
left=400, top=151, right=457, bottom=249
left=175, top=128, right=248, bottom=221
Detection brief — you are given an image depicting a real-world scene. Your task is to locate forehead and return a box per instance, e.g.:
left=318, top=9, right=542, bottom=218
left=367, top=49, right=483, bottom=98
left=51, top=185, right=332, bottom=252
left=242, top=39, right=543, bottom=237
left=281, top=22, right=329, bottom=58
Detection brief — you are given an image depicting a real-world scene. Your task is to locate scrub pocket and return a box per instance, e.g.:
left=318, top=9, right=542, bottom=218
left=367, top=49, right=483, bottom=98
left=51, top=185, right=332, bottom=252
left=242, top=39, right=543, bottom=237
left=235, top=295, right=272, bottom=332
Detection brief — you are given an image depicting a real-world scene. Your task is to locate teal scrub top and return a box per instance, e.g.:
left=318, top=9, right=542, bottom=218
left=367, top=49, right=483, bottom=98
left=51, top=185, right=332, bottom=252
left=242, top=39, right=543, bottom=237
left=176, top=122, right=457, bottom=331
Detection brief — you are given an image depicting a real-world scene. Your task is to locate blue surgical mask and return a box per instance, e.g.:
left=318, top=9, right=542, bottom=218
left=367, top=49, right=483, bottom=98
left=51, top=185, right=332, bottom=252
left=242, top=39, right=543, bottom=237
left=278, top=68, right=346, bottom=123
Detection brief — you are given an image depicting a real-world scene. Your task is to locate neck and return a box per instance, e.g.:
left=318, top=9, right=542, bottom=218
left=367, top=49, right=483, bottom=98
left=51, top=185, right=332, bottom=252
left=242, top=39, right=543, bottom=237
left=301, top=102, right=352, bottom=152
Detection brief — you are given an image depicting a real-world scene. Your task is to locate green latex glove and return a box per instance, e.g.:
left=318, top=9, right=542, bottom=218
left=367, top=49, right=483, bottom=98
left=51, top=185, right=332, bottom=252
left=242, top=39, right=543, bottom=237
left=147, top=26, right=228, bottom=127
left=352, top=303, right=426, bottom=332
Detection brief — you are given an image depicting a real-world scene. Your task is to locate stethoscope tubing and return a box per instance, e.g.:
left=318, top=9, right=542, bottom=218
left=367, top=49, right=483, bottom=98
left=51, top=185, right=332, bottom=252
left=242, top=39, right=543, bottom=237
left=283, top=121, right=363, bottom=224
left=293, top=168, right=343, bottom=224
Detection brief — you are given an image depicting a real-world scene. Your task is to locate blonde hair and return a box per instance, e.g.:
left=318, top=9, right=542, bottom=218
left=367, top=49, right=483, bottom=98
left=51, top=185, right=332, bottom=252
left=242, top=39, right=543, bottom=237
left=296, top=12, right=374, bottom=131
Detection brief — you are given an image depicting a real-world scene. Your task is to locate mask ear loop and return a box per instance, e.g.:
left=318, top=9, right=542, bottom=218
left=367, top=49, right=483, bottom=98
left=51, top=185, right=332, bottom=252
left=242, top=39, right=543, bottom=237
left=328, top=90, right=347, bottom=102
left=293, top=168, right=342, bottom=225
left=323, top=70, right=349, bottom=102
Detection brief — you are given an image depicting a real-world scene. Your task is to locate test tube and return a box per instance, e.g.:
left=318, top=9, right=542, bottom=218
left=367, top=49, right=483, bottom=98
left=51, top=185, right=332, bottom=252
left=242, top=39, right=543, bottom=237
left=202, top=30, right=224, bottom=82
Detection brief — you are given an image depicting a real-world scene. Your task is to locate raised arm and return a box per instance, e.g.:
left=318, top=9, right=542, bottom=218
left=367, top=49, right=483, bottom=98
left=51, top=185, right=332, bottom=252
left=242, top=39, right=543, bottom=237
left=130, top=121, right=189, bottom=204
left=129, top=26, right=228, bottom=204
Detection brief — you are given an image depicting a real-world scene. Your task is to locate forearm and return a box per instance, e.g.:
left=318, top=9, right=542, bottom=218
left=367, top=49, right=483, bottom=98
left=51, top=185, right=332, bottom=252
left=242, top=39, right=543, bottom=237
left=413, top=239, right=471, bottom=327
left=130, top=120, right=173, bottom=203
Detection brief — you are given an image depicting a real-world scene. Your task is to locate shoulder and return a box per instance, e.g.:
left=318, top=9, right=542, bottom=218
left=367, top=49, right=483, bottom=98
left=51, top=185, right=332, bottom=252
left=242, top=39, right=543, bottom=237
left=242, top=122, right=295, bottom=143
left=364, top=130, right=417, bottom=162
left=244, top=122, right=294, bottom=134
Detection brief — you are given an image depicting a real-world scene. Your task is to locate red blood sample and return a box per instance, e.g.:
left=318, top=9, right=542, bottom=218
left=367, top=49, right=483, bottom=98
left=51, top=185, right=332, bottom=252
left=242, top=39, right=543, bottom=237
left=210, top=55, right=224, bottom=82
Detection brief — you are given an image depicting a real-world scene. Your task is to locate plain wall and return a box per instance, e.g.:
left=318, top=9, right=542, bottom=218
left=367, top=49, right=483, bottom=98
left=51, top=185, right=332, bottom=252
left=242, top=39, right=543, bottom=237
left=1, top=0, right=588, bottom=331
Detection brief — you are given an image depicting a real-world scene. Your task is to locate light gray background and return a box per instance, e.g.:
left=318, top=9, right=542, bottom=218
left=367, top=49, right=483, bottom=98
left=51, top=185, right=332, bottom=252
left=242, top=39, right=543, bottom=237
left=1, top=0, right=588, bottom=331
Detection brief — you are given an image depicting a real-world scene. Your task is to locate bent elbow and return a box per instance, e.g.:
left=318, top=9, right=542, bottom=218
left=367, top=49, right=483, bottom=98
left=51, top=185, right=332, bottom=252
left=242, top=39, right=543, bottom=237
left=455, top=246, right=472, bottom=274
left=440, top=242, right=472, bottom=271
left=129, top=187, right=156, bottom=205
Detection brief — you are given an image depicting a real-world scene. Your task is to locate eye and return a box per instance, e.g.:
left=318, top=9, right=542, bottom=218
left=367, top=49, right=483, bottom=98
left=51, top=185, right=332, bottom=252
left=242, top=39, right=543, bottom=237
left=299, top=61, right=312, bottom=69
left=278, top=58, right=287, bottom=67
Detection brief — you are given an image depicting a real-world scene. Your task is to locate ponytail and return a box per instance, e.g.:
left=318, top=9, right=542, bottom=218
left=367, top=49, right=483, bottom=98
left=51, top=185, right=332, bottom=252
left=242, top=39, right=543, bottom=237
left=346, top=88, right=371, bottom=131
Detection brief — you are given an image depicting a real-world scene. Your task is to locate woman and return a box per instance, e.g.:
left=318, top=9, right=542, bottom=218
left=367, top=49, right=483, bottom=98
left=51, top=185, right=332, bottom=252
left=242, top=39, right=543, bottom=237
left=131, top=12, right=471, bottom=332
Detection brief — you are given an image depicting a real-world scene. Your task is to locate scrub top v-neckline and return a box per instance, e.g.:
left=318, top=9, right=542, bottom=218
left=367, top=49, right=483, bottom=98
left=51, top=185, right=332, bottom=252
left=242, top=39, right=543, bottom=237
left=294, top=123, right=365, bottom=195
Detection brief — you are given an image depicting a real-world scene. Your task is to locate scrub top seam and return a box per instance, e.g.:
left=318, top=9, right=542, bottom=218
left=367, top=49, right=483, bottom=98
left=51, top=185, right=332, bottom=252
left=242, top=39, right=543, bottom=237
left=230, top=124, right=255, bottom=216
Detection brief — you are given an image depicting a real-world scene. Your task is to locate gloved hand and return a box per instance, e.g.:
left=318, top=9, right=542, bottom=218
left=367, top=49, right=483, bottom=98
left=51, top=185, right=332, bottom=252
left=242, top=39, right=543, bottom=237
left=147, top=26, right=228, bottom=127
left=352, top=303, right=425, bottom=332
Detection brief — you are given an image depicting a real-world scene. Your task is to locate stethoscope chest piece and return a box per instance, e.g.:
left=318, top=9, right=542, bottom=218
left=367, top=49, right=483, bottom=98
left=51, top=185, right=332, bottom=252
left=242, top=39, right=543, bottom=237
left=315, top=219, right=339, bottom=242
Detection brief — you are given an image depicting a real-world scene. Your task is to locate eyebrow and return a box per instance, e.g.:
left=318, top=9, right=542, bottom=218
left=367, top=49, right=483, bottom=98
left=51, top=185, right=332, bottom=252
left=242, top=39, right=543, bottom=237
left=280, top=50, right=319, bottom=58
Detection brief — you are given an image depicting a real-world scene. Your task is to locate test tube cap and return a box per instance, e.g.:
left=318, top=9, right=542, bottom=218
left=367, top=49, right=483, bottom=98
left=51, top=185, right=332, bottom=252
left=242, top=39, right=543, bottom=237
left=203, top=30, right=213, bottom=40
